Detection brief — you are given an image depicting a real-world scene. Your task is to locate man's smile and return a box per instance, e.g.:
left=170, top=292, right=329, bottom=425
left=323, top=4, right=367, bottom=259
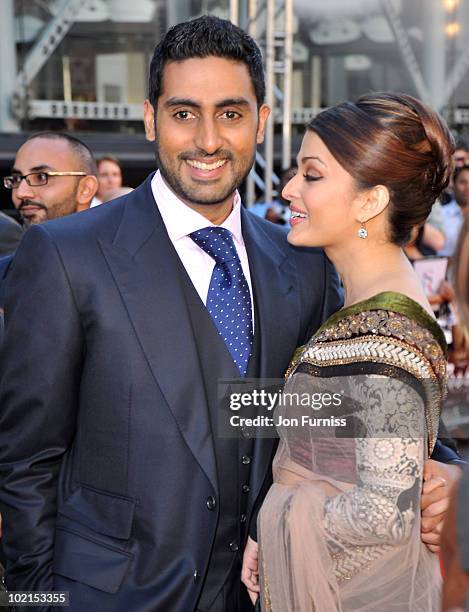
left=186, top=159, right=228, bottom=171
left=183, top=157, right=230, bottom=180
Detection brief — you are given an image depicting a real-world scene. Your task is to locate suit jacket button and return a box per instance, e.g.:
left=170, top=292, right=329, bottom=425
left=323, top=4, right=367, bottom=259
left=242, top=484, right=250, bottom=494
left=229, top=541, right=239, bottom=552
left=193, top=569, right=199, bottom=582
left=241, top=455, right=251, bottom=465
left=240, top=513, right=247, bottom=523
left=206, top=496, right=216, bottom=510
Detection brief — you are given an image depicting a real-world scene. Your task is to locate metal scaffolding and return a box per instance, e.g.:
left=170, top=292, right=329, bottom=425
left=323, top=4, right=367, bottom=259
left=0, top=0, right=18, bottom=132
left=238, top=0, right=294, bottom=206
left=14, top=0, right=87, bottom=97
left=264, top=0, right=276, bottom=206
left=381, top=0, right=469, bottom=113
left=380, top=0, right=431, bottom=105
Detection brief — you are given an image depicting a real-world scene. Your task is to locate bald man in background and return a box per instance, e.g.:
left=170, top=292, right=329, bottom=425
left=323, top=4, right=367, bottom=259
left=0, top=132, right=98, bottom=318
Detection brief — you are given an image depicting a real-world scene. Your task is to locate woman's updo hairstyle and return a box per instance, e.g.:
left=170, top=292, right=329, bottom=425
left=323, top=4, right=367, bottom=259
left=307, top=92, right=455, bottom=245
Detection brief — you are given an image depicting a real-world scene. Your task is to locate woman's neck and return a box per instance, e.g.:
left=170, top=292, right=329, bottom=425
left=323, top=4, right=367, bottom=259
left=325, top=240, right=413, bottom=308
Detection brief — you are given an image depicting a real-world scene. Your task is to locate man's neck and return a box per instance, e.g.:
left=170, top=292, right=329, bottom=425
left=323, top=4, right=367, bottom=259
left=159, top=172, right=237, bottom=225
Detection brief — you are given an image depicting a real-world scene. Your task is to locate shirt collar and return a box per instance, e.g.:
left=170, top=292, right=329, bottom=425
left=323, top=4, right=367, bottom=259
left=151, top=170, right=244, bottom=246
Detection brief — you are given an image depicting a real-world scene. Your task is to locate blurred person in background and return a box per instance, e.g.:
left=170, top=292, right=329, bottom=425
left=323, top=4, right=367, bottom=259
left=264, top=204, right=284, bottom=224
left=405, top=222, right=446, bottom=261
left=276, top=165, right=298, bottom=225
left=439, top=165, right=469, bottom=257
left=250, top=166, right=297, bottom=226
left=0, top=212, right=22, bottom=257
left=0, top=132, right=97, bottom=306
left=101, top=186, right=134, bottom=203
left=92, top=155, right=123, bottom=206
left=453, top=140, right=469, bottom=168
left=439, top=139, right=468, bottom=206
left=441, top=216, right=469, bottom=611
left=6, top=132, right=98, bottom=228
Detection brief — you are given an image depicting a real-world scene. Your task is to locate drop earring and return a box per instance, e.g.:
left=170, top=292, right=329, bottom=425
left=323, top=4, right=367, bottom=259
left=357, top=220, right=368, bottom=239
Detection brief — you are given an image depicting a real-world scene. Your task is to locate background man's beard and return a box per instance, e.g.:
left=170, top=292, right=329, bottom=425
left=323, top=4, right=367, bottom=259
left=18, top=201, right=48, bottom=226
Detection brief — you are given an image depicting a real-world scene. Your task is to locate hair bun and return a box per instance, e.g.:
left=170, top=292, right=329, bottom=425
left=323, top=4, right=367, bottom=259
left=398, top=93, right=454, bottom=198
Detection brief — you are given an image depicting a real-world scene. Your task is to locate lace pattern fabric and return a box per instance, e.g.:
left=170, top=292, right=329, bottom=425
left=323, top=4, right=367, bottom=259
left=286, top=307, right=446, bottom=455
left=259, top=296, right=445, bottom=611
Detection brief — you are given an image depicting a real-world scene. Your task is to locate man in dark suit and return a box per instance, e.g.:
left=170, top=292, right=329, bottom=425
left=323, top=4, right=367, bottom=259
left=0, top=15, right=460, bottom=612
left=0, top=16, right=341, bottom=612
left=0, top=133, right=98, bottom=331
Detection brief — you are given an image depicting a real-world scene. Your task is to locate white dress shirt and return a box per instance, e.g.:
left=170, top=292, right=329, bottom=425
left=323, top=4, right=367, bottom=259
left=90, top=196, right=102, bottom=208
left=151, top=170, right=255, bottom=323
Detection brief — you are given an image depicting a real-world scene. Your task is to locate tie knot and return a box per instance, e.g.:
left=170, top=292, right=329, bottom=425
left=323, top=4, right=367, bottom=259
left=190, top=226, right=238, bottom=264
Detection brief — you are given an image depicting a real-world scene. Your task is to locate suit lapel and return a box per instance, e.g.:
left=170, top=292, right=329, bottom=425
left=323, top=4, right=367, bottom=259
left=241, top=211, right=302, bottom=515
left=99, top=176, right=218, bottom=493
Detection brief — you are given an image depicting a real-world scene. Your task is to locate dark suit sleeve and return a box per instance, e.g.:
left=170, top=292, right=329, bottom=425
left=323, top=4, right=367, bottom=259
left=0, top=215, right=23, bottom=258
left=0, top=225, right=83, bottom=591
left=432, top=420, right=466, bottom=465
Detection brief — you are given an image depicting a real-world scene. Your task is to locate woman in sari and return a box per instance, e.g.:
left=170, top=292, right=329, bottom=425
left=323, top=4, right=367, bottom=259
left=247, top=92, right=453, bottom=611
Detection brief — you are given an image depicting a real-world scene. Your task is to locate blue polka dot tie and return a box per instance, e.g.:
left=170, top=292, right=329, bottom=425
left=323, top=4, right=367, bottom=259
left=190, top=227, right=253, bottom=376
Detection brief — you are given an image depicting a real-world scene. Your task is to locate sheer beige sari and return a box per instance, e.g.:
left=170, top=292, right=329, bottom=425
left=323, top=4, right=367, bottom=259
left=258, top=294, right=446, bottom=611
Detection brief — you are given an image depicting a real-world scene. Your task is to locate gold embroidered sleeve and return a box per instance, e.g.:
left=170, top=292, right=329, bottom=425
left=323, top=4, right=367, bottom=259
left=323, top=376, right=425, bottom=548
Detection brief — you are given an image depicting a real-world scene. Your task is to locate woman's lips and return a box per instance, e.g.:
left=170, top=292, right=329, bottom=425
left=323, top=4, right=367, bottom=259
left=289, top=207, right=308, bottom=226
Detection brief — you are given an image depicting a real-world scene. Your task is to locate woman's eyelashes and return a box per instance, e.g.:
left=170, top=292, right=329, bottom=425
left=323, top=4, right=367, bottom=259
left=303, top=173, right=322, bottom=182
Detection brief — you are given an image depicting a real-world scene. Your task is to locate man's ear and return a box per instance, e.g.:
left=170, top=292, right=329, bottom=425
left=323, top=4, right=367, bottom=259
left=356, top=184, right=390, bottom=224
left=77, top=175, right=98, bottom=211
left=143, top=99, right=156, bottom=142
left=256, top=104, right=271, bottom=144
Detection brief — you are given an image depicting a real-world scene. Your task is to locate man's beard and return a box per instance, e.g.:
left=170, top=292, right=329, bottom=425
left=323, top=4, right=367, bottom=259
left=155, top=144, right=255, bottom=207
left=18, top=189, right=79, bottom=226
left=18, top=200, right=48, bottom=227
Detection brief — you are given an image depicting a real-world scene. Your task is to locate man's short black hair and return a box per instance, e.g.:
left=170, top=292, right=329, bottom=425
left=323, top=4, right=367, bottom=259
left=148, top=15, right=265, bottom=108
left=24, top=132, right=97, bottom=176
